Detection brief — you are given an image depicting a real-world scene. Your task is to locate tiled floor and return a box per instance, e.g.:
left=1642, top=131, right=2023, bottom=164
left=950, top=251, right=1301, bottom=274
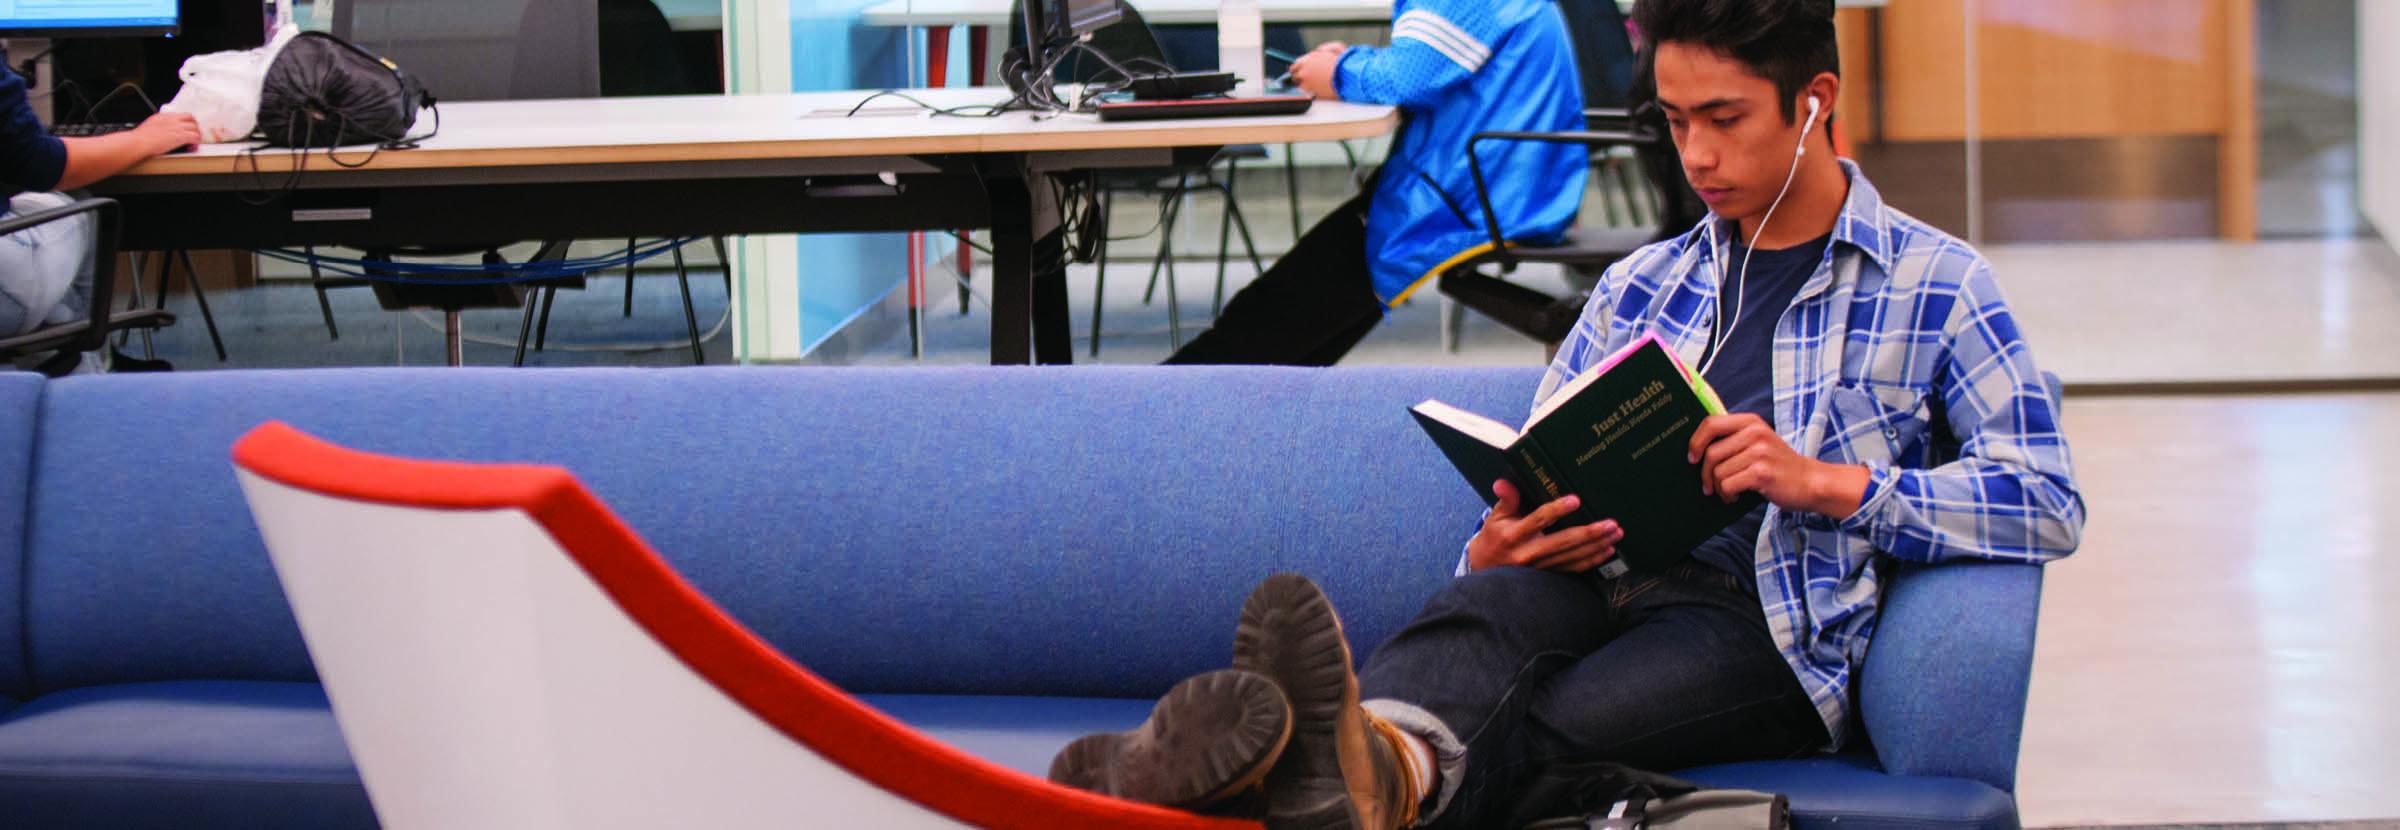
left=133, top=234, right=2400, bottom=387
left=802, top=235, right=2400, bottom=391
left=2023, top=392, right=2400, bottom=826
left=1990, top=238, right=2400, bottom=386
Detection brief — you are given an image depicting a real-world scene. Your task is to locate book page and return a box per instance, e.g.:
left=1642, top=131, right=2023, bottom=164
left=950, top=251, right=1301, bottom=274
left=1412, top=400, right=1523, bottom=448
left=1526, top=335, right=1659, bottom=429
left=1525, top=364, right=1603, bottom=430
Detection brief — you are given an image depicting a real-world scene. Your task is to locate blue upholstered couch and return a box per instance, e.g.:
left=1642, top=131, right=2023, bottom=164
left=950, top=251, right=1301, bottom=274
left=0, top=366, right=2043, bottom=829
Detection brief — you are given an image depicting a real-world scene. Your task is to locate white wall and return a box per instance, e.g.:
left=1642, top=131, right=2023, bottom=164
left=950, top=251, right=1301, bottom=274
left=2366, top=2, right=2400, bottom=239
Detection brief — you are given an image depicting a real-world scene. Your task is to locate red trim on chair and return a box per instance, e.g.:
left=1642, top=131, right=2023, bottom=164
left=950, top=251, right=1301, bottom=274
left=233, top=422, right=1259, bottom=830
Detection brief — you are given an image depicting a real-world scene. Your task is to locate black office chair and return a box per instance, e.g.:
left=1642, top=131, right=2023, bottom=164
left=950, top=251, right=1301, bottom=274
left=1008, top=0, right=1268, bottom=356
left=322, top=0, right=719, bottom=366
left=525, top=0, right=727, bottom=366
left=0, top=198, right=177, bottom=376
left=1154, top=23, right=1354, bottom=242
left=1436, top=0, right=1705, bottom=350
left=114, top=247, right=225, bottom=362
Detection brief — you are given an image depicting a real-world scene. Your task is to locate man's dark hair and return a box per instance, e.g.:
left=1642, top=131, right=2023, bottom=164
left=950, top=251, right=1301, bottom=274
left=1631, top=0, right=1841, bottom=125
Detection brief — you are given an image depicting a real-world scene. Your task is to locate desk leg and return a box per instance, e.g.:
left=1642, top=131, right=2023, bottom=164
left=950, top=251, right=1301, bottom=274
left=958, top=23, right=990, bottom=313
left=1034, top=228, right=1070, bottom=362
left=908, top=25, right=956, bottom=358
left=988, top=170, right=1073, bottom=365
left=990, top=175, right=1031, bottom=365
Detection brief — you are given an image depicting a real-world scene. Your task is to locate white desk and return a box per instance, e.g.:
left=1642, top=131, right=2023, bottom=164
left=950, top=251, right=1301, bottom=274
left=120, top=90, right=1389, bottom=178
left=100, top=89, right=1397, bottom=365
left=864, top=0, right=1387, bottom=27
left=861, top=0, right=1883, bottom=28
left=293, top=0, right=724, bottom=32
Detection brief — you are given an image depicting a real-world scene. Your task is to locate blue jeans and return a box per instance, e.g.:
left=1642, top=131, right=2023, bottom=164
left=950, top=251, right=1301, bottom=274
left=1357, top=562, right=1828, bottom=829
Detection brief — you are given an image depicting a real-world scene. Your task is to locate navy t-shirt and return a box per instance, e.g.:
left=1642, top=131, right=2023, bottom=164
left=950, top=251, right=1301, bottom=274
left=1683, top=232, right=1831, bottom=590
left=0, top=46, right=70, bottom=198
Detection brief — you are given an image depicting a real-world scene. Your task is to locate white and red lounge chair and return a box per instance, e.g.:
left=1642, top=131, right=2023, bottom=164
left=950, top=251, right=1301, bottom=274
left=232, top=422, right=1252, bottom=830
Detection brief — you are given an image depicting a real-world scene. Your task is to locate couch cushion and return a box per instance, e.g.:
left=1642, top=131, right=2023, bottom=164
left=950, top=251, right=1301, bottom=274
left=1679, top=756, right=2018, bottom=830
left=25, top=367, right=1539, bottom=697
left=865, top=694, right=1152, bottom=777
left=0, top=372, right=41, bottom=700
left=0, top=685, right=2012, bottom=830
left=866, top=695, right=2017, bottom=830
left=0, top=680, right=373, bottom=829
left=1861, top=561, right=2042, bottom=792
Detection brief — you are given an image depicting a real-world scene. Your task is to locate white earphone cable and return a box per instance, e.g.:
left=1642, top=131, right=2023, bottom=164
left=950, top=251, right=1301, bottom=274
left=1696, top=96, right=1819, bottom=380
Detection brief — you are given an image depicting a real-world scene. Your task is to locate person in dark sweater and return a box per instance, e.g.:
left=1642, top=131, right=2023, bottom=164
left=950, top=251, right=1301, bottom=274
left=1, top=45, right=198, bottom=373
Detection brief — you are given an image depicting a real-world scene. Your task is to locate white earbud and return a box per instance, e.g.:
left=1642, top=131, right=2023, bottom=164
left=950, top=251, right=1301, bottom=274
left=1796, top=95, right=1821, bottom=158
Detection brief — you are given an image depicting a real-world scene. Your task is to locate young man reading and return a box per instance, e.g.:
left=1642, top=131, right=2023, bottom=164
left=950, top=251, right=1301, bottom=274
left=1049, top=1, right=2085, bottom=828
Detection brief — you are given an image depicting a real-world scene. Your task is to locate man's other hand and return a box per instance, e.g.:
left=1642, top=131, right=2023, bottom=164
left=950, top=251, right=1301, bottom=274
left=1465, top=479, right=1622, bottom=573
left=1686, top=413, right=1870, bottom=519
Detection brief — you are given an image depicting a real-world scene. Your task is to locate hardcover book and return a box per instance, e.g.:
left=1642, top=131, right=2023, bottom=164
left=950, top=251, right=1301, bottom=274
left=1410, top=334, right=1762, bottom=574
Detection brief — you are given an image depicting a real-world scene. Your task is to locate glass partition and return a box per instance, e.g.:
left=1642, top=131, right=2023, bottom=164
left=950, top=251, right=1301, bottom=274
left=1948, top=0, right=2390, bottom=387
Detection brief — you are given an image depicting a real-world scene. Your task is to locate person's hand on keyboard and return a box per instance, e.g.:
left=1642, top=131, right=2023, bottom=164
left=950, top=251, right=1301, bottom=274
left=131, top=112, right=204, bottom=155
left=50, top=112, right=206, bottom=189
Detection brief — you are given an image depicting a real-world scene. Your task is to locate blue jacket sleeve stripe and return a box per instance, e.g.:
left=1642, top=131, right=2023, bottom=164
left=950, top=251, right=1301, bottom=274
left=1390, top=24, right=1481, bottom=73
left=1393, top=10, right=1491, bottom=72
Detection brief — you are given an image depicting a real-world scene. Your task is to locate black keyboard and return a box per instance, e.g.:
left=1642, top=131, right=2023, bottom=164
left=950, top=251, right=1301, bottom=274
left=1125, top=71, right=1238, bottom=100
left=1095, top=94, right=1314, bottom=122
left=49, top=122, right=138, bottom=137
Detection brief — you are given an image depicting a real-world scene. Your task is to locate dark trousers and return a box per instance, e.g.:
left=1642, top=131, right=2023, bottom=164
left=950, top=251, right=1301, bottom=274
left=1163, top=188, right=1386, bottom=366
left=1357, top=563, right=1829, bottom=829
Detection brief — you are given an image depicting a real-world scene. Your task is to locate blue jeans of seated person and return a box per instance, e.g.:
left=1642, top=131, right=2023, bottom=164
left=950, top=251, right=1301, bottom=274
left=1358, top=562, right=1829, bottom=829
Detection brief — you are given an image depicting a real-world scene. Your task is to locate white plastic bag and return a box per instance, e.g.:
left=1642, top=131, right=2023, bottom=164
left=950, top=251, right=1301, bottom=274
left=161, top=0, right=301, bottom=143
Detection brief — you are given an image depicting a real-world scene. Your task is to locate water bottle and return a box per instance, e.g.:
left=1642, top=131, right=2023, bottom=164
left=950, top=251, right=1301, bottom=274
left=261, top=0, right=293, bottom=40
left=1218, top=0, right=1265, bottom=97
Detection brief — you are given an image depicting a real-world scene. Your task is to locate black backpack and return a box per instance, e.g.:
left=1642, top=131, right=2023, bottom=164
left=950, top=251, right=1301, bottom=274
left=255, top=31, right=436, bottom=150
left=1513, top=762, right=1790, bottom=830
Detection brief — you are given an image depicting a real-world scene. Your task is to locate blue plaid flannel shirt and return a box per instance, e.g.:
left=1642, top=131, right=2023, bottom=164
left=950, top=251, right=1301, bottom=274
left=1515, top=160, right=2085, bottom=746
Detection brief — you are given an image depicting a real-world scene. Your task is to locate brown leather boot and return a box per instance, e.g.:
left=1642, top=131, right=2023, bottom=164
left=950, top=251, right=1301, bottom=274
left=1233, top=574, right=1424, bottom=830
left=1047, top=668, right=1295, bottom=812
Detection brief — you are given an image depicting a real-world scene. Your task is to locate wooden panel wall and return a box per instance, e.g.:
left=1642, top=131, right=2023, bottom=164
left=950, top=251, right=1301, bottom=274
left=1833, top=7, right=1880, bottom=144
left=1868, top=0, right=2233, bottom=142
left=2219, top=0, right=2256, bottom=240
left=1843, top=0, right=2255, bottom=238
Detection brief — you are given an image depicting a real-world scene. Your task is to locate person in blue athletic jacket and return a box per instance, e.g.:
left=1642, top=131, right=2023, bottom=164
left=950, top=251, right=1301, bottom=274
left=1165, top=0, right=1588, bottom=365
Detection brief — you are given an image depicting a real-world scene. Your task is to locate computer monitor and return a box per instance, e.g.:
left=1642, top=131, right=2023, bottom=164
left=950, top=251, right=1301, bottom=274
left=1018, top=0, right=1119, bottom=57
left=0, top=0, right=181, bottom=38
left=1056, top=0, right=1120, bottom=37
left=1008, top=0, right=1124, bottom=110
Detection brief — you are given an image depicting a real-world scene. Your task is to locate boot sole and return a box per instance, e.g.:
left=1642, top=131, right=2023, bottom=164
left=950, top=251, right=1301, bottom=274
left=1048, top=668, right=1294, bottom=811
left=1234, top=574, right=1369, bottom=830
